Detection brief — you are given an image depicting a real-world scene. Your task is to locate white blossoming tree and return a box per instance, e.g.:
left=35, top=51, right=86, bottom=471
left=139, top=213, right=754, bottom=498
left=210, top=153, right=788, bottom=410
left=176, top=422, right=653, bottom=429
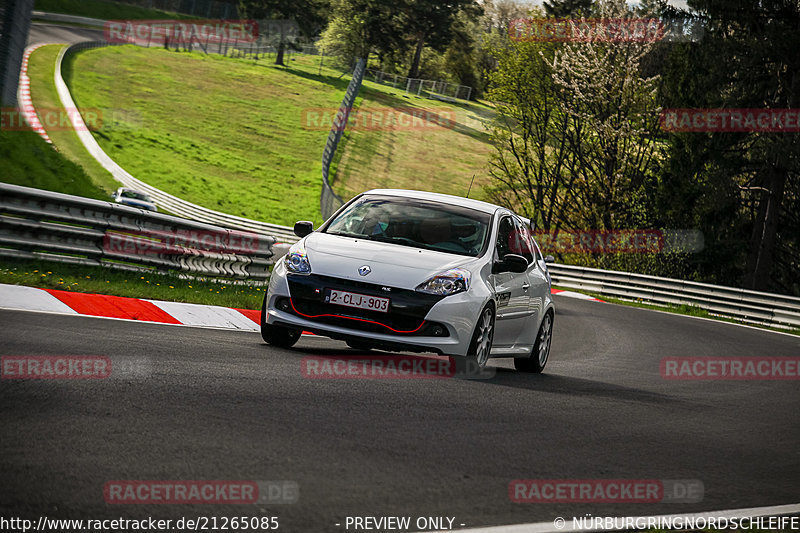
left=546, top=0, right=664, bottom=230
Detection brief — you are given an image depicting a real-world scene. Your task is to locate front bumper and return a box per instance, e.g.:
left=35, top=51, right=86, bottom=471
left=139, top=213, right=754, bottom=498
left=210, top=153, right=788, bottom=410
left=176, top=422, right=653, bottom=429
left=266, top=270, right=483, bottom=356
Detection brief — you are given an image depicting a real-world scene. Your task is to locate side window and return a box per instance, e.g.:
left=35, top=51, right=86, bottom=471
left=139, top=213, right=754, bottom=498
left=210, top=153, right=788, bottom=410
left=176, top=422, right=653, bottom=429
left=495, top=216, right=514, bottom=259
left=511, top=216, right=534, bottom=263
left=531, top=236, right=543, bottom=262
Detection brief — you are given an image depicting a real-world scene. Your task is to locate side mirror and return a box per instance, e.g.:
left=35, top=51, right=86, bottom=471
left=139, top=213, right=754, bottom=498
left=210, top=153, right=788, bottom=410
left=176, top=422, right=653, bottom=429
left=494, top=253, right=529, bottom=274
left=544, top=255, right=555, bottom=264
left=293, top=221, right=314, bottom=238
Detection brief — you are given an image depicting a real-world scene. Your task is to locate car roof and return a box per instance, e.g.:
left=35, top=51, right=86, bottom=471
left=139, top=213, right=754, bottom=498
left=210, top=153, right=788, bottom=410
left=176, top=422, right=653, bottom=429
left=118, top=187, right=151, bottom=197
left=361, top=189, right=503, bottom=215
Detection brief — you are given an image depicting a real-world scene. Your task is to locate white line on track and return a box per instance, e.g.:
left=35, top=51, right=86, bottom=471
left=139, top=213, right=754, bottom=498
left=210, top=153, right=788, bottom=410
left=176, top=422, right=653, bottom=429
left=434, top=502, right=800, bottom=533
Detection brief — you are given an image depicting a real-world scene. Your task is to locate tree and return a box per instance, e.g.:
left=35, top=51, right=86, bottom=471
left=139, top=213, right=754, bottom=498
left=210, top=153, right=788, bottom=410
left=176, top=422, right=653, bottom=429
left=318, top=0, right=405, bottom=66
left=238, top=0, right=329, bottom=65
left=403, top=0, right=481, bottom=79
left=442, top=13, right=480, bottom=91
left=536, top=0, right=663, bottom=231
left=487, top=0, right=670, bottom=276
left=481, top=0, right=530, bottom=35
left=468, top=0, right=530, bottom=97
left=485, top=15, right=578, bottom=231
left=659, top=0, right=800, bottom=292
left=543, top=0, right=593, bottom=18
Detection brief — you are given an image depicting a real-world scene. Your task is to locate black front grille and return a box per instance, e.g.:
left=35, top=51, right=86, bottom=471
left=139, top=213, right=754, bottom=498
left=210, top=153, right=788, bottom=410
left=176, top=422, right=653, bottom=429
left=285, top=274, right=446, bottom=336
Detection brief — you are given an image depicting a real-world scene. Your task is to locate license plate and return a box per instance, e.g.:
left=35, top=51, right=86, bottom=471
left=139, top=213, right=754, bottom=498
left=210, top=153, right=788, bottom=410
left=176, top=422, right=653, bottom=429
left=327, top=289, right=390, bottom=313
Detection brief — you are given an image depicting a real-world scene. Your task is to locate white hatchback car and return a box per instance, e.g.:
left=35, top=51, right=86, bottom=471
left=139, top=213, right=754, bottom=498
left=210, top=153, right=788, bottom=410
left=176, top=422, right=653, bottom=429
left=112, top=187, right=158, bottom=212
left=261, top=189, right=555, bottom=372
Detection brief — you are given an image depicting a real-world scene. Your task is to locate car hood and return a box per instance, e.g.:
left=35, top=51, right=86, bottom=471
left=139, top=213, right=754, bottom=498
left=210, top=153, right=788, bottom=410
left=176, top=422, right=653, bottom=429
left=304, top=233, right=480, bottom=289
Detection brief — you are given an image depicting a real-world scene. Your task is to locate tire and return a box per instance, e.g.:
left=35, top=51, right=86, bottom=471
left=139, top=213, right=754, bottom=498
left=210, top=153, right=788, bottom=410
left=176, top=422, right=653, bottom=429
left=260, top=293, right=301, bottom=348
left=460, top=304, right=495, bottom=372
left=346, top=340, right=374, bottom=352
left=515, top=311, right=553, bottom=373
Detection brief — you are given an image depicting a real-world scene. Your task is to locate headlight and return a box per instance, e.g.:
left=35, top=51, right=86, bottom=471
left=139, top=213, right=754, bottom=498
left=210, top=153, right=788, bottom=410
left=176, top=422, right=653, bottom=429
left=284, top=242, right=311, bottom=274
left=415, top=268, right=471, bottom=296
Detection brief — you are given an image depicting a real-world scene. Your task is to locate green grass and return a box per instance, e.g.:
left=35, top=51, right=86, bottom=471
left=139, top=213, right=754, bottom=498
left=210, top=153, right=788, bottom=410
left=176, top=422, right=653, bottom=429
left=332, top=77, right=495, bottom=202
left=553, top=285, right=800, bottom=337
left=26, top=44, right=120, bottom=196
left=34, top=0, right=201, bottom=20
left=0, top=258, right=264, bottom=309
left=66, top=46, right=357, bottom=226
left=61, top=46, right=495, bottom=226
left=0, top=127, right=107, bottom=200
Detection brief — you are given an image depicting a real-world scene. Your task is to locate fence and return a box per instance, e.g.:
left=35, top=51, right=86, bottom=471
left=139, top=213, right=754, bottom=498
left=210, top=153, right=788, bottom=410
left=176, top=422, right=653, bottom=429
left=0, top=183, right=277, bottom=281
left=0, top=0, right=33, bottom=108
left=405, top=78, right=472, bottom=102
left=365, top=68, right=472, bottom=102
left=54, top=41, right=297, bottom=246
left=320, top=57, right=366, bottom=221
left=547, top=263, right=800, bottom=329
left=152, top=39, right=319, bottom=61
left=98, top=16, right=319, bottom=60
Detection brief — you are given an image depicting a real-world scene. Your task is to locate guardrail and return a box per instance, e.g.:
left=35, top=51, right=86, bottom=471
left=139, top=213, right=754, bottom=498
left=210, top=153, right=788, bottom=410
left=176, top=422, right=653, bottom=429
left=548, top=263, right=800, bottom=329
left=31, top=10, right=106, bottom=28
left=3, top=180, right=797, bottom=325
left=0, top=182, right=276, bottom=281
left=53, top=40, right=298, bottom=244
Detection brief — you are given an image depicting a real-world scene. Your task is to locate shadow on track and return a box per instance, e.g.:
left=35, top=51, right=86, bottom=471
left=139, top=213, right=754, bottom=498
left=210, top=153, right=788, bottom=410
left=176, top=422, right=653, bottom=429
left=274, top=343, right=688, bottom=407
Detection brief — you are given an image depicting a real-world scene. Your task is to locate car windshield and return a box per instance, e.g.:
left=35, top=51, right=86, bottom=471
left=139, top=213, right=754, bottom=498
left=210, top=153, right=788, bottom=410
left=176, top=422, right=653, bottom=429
left=324, top=195, right=491, bottom=257
left=121, top=191, right=151, bottom=202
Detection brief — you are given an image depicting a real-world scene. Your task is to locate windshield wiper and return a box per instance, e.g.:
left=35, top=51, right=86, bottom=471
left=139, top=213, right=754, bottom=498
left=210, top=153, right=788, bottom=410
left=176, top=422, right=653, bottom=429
left=367, top=234, right=439, bottom=251
left=327, top=231, right=366, bottom=239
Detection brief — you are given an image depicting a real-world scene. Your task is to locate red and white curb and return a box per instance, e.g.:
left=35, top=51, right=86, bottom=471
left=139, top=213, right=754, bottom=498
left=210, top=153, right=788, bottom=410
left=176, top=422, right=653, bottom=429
left=551, top=288, right=604, bottom=302
left=0, top=283, right=262, bottom=331
left=18, top=43, right=55, bottom=143
left=0, top=283, right=603, bottom=331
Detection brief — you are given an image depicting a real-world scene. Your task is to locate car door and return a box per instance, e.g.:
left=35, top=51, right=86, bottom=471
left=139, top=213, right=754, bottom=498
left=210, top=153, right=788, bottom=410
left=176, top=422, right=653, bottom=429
left=514, top=217, right=550, bottom=347
left=490, top=215, right=533, bottom=348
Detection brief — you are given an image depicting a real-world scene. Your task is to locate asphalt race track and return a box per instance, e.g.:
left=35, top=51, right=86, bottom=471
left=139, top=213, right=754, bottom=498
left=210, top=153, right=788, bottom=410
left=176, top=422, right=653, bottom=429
left=27, top=23, right=105, bottom=46
left=1, top=295, right=798, bottom=530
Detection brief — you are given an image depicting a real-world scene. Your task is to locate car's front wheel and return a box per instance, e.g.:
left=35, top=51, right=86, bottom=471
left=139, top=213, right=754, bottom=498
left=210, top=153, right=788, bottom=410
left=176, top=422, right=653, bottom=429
left=460, top=304, right=495, bottom=372
left=514, top=311, right=553, bottom=373
left=261, top=294, right=301, bottom=348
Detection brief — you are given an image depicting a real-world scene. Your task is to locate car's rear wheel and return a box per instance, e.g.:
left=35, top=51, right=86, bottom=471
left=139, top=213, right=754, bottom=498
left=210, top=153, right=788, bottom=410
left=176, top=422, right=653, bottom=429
left=514, top=311, right=553, bottom=373
left=261, top=294, right=301, bottom=348
left=458, top=304, right=495, bottom=373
